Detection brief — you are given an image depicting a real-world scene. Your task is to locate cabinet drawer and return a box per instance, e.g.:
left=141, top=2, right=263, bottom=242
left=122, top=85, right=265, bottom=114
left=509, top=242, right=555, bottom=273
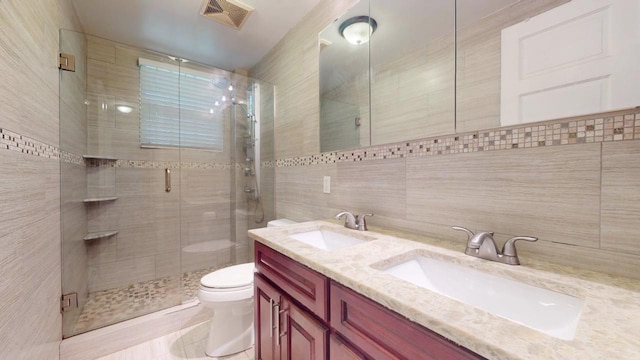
left=330, top=281, right=485, bottom=360
left=255, top=242, right=329, bottom=321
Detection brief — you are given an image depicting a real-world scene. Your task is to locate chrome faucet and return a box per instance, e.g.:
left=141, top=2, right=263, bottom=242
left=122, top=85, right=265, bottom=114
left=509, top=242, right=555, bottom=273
left=335, top=211, right=373, bottom=231
left=452, top=226, right=538, bottom=265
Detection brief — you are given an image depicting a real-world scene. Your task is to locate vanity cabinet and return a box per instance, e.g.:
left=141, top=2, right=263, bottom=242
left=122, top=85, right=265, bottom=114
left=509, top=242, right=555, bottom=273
left=254, top=242, right=484, bottom=360
left=255, top=274, right=328, bottom=360
left=255, top=242, right=329, bottom=360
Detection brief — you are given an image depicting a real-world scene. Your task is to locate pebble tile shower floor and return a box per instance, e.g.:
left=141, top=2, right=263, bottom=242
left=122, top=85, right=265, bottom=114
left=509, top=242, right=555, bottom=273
left=74, top=265, right=231, bottom=334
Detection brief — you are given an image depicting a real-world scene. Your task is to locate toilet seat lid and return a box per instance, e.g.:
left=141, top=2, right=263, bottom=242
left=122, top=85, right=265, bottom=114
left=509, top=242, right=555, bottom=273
left=201, top=262, right=255, bottom=289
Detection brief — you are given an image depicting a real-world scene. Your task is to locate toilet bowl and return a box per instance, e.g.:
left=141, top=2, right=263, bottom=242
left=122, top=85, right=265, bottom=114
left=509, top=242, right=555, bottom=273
left=198, top=219, right=296, bottom=358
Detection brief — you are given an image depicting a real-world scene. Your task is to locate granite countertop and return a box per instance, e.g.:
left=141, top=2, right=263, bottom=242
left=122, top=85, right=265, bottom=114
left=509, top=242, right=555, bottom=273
left=248, top=220, right=640, bottom=360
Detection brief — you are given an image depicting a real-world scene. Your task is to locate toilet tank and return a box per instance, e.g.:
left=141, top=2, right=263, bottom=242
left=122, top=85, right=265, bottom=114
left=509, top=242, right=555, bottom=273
left=267, top=219, right=297, bottom=227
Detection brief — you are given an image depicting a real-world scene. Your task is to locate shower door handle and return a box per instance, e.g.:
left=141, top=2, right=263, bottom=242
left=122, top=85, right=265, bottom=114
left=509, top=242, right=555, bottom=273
left=165, top=168, right=171, bottom=193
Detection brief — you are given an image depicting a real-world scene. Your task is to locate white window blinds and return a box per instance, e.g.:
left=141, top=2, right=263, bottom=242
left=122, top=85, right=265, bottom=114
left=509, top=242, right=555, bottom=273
left=139, top=58, right=223, bottom=151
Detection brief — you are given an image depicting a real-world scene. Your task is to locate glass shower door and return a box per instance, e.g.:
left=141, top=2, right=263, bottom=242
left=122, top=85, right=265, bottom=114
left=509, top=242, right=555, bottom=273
left=60, top=30, right=275, bottom=338
left=60, top=30, right=184, bottom=337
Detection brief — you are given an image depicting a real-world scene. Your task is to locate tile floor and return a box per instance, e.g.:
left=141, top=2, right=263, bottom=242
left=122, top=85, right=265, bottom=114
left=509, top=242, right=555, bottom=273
left=96, top=320, right=255, bottom=360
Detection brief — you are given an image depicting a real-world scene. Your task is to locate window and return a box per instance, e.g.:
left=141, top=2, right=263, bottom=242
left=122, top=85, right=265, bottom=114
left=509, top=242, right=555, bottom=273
left=139, top=58, right=223, bottom=151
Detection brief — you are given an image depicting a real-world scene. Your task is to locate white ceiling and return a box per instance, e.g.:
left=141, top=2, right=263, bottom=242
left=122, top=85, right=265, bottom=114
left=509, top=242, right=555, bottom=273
left=70, top=0, right=322, bottom=71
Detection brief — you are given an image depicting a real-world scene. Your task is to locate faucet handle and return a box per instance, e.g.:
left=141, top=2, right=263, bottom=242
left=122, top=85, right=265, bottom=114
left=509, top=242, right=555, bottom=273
left=358, top=213, right=374, bottom=231
left=502, top=236, right=538, bottom=257
left=452, top=226, right=475, bottom=241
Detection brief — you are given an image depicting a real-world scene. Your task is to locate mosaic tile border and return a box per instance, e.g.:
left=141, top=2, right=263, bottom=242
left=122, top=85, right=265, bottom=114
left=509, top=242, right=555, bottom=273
left=61, top=150, right=85, bottom=165
left=275, top=152, right=337, bottom=167
left=276, top=109, right=640, bottom=166
left=84, top=159, right=233, bottom=170
left=0, top=128, right=59, bottom=159
left=261, top=160, right=275, bottom=169
left=4, top=109, right=638, bottom=167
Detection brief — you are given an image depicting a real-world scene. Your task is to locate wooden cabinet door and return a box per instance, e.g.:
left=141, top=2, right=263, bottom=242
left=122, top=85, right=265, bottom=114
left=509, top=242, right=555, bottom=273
left=330, top=334, right=369, bottom=360
left=255, top=274, right=281, bottom=360
left=280, top=298, right=328, bottom=360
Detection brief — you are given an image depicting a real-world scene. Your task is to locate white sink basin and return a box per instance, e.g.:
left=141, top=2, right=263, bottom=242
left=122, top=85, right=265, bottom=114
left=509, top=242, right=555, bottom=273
left=289, top=229, right=368, bottom=250
left=381, top=256, right=584, bottom=340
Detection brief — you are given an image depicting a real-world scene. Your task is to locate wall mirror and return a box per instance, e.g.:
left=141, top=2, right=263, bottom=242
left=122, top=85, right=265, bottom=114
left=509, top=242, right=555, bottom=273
left=319, top=0, right=371, bottom=152
left=319, top=0, right=640, bottom=152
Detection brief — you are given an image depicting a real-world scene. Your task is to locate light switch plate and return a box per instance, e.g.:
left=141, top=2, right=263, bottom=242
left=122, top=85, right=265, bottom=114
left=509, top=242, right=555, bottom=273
left=323, top=176, right=331, bottom=194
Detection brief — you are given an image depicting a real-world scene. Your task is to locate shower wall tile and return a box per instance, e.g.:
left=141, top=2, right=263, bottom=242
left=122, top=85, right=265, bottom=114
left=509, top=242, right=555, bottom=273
left=87, top=58, right=139, bottom=100
left=60, top=31, right=89, bottom=157
left=601, top=141, right=640, bottom=254
left=89, top=256, right=156, bottom=292
left=180, top=168, right=232, bottom=266
left=406, top=144, right=601, bottom=248
left=87, top=166, right=116, bottom=198
left=155, top=252, right=181, bottom=279
left=87, top=235, right=118, bottom=266
left=88, top=36, right=116, bottom=63
left=87, top=92, right=116, bottom=128
left=115, top=224, right=180, bottom=260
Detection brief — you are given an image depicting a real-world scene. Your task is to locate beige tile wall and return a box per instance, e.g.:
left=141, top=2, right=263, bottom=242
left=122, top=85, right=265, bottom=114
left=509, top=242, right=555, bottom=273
left=0, top=0, right=83, bottom=358
left=251, top=0, right=640, bottom=279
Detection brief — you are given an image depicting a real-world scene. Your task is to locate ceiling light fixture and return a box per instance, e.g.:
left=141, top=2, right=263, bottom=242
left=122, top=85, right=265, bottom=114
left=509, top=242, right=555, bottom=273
left=339, top=16, right=377, bottom=46
left=116, top=105, right=133, bottom=114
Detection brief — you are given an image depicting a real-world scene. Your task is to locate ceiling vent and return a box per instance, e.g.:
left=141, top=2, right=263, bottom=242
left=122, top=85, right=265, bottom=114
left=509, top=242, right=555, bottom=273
left=200, top=0, right=254, bottom=30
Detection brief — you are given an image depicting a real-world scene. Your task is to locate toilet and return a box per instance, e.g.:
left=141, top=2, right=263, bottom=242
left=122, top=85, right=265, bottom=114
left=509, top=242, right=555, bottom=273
left=198, top=218, right=296, bottom=358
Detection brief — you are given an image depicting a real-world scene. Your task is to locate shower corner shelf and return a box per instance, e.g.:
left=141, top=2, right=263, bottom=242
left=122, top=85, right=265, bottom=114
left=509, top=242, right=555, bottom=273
left=83, top=230, right=119, bottom=241
left=83, top=155, right=118, bottom=161
left=83, top=196, right=118, bottom=203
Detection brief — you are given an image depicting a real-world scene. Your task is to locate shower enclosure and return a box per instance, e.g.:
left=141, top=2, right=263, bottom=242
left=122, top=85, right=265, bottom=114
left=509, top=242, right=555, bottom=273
left=59, top=30, right=274, bottom=337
